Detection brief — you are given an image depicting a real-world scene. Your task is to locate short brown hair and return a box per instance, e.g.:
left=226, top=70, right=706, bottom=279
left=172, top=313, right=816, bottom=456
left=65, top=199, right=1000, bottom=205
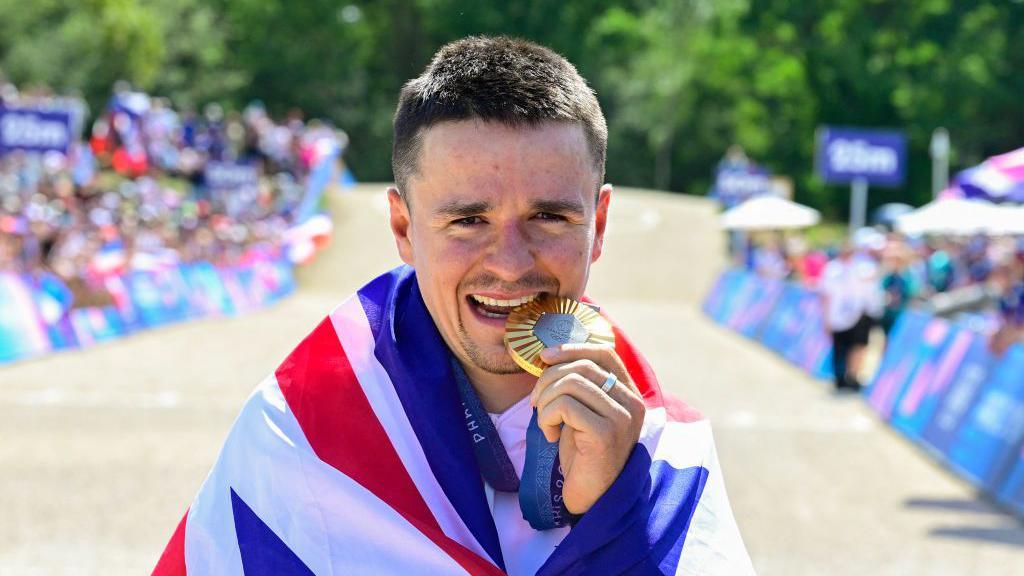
left=392, top=36, right=607, bottom=195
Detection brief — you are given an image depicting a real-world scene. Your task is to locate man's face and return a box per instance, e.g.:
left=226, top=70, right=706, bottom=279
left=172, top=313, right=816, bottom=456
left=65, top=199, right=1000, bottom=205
left=388, top=120, right=610, bottom=375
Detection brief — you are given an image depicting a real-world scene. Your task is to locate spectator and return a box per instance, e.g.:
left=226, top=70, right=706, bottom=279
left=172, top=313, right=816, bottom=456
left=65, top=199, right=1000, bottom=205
left=819, top=241, right=879, bottom=391
left=1, top=82, right=347, bottom=313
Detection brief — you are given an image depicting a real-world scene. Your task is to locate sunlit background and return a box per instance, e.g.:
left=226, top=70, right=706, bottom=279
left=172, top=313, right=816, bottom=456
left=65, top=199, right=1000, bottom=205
left=1, top=2, right=1023, bottom=574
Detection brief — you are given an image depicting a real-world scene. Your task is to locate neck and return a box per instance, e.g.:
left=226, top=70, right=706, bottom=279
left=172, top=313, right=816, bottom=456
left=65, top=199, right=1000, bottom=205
left=460, top=362, right=536, bottom=414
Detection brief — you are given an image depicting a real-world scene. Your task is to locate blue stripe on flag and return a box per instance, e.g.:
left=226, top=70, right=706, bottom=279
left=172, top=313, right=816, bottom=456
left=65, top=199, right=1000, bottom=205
left=539, top=444, right=709, bottom=575
left=356, top=266, right=506, bottom=570
left=230, top=488, right=315, bottom=576
left=648, top=461, right=710, bottom=574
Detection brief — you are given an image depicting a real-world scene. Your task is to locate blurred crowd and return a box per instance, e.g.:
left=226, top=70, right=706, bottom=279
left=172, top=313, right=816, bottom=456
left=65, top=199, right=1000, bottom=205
left=746, top=228, right=1024, bottom=378
left=0, top=81, right=346, bottom=308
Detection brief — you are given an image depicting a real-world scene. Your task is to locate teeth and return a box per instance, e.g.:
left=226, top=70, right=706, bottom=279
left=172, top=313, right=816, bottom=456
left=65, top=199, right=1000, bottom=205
left=470, top=293, right=539, bottom=308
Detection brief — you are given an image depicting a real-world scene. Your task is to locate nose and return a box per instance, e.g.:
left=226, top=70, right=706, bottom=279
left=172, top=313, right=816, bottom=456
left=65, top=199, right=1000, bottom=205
left=482, top=220, right=536, bottom=282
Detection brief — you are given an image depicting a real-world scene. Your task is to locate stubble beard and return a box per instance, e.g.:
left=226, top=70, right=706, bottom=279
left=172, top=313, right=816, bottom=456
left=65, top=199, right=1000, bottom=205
left=456, top=319, right=522, bottom=375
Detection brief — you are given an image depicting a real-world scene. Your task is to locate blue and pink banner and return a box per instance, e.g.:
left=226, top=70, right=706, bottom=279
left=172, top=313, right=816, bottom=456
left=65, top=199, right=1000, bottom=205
left=703, top=269, right=833, bottom=381
left=919, top=331, right=995, bottom=456
left=703, top=268, right=1024, bottom=521
left=0, top=255, right=296, bottom=365
left=944, top=346, right=1024, bottom=490
left=865, top=313, right=954, bottom=422
left=0, top=273, right=52, bottom=362
left=997, top=444, right=1024, bottom=517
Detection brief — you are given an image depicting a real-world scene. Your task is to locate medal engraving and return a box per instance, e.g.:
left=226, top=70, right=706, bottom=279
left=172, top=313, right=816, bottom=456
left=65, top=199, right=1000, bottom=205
left=504, top=294, right=615, bottom=376
left=534, top=313, right=589, bottom=348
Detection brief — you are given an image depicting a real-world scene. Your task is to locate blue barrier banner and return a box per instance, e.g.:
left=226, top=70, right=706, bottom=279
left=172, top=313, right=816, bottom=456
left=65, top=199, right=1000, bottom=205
left=784, top=291, right=832, bottom=379
left=70, top=306, right=127, bottom=347
left=24, top=272, right=78, bottom=351
left=889, top=325, right=975, bottom=441
left=103, top=275, right=141, bottom=332
left=723, top=273, right=764, bottom=330
left=181, top=262, right=235, bottom=317
left=0, top=273, right=51, bottom=363
left=703, top=269, right=746, bottom=324
left=219, top=268, right=254, bottom=315
left=736, top=279, right=785, bottom=338
left=920, top=333, right=995, bottom=457
left=45, top=314, right=79, bottom=352
left=1, top=251, right=299, bottom=366
left=945, top=344, right=1024, bottom=490
left=127, top=270, right=173, bottom=327
left=866, top=312, right=926, bottom=392
left=251, top=257, right=295, bottom=303
left=701, top=269, right=737, bottom=319
left=154, top=266, right=193, bottom=322
left=236, top=267, right=265, bottom=308
left=865, top=311, right=939, bottom=420
left=295, top=146, right=340, bottom=224
left=996, top=442, right=1024, bottom=517
left=757, top=284, right=805, bottom=355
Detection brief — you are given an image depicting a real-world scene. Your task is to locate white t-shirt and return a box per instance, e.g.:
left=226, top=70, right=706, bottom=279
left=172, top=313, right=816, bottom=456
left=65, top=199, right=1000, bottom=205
left=485, top=396, right=571, bottom=575
left=820, top=257, right=880, bottom=331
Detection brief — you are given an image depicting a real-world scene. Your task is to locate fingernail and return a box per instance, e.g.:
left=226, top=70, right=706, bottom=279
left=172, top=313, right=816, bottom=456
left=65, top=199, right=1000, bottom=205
left=540, top=346, right=559, bottom=361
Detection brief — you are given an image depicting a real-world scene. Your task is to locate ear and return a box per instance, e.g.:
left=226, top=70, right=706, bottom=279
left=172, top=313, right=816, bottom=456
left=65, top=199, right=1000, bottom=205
left=387, top=187, right=414, bottom=265
left=591, top=183, right=612, bottom=263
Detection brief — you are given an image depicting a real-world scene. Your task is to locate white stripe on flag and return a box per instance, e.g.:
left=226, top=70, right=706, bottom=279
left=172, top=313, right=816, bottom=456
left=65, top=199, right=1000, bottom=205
left=329, top=296, right=495, bottom=564
left=184, top=375, right=473, bottom=574
left=667, top=424, right=755, bottom=576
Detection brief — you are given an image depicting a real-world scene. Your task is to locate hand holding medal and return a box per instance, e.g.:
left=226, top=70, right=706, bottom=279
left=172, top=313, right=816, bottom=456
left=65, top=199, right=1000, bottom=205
left=504, top=295, right=646, bottom=520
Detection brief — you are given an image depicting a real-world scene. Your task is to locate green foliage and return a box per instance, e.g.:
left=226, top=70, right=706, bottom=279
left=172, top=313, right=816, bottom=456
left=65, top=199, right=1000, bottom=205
left=0, top=0, right=1021, bottom=218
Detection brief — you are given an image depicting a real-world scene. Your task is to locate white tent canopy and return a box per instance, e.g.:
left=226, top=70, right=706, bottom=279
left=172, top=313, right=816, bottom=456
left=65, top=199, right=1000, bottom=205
left=984, top=204, right=1024, bottom=235
left=893, top=198, right=1019, bottom=236
left=720, top=195, right=821, bottom=231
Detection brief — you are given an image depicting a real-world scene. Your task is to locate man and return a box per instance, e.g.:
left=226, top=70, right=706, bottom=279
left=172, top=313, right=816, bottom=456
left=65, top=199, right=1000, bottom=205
left=820, top=241, right=880, bottom=391
left=154, top=36, right=752, bottom=575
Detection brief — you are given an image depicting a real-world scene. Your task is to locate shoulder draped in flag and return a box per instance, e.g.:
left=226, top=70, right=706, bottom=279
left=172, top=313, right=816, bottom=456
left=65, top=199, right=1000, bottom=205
left=153, top=266, right=754, bottom=575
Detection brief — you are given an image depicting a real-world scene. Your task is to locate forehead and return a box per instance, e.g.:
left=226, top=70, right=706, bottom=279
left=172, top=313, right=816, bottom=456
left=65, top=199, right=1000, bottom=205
left=409, top=120, right=597, bottom=211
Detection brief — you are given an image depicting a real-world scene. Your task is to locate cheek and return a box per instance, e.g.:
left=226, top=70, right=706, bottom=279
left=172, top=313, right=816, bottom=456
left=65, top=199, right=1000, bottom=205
left=537, top=230, right=592, bottom=273
left=414, top=232, right=481, bottom=288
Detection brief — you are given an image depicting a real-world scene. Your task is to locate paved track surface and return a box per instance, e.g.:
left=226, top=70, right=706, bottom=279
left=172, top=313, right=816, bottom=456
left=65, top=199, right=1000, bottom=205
left=1, top=185, right=1022, bottom=574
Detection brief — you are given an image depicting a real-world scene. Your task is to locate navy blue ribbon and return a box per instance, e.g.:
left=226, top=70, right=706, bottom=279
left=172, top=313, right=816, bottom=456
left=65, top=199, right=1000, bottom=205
left=452, top=361, right=572, bottom=530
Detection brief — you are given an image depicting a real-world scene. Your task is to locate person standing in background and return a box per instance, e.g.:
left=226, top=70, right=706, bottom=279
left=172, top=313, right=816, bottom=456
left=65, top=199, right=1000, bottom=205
left=819, top=242, right=879, bottom=391
left=880, top=238, right=918, bottom=336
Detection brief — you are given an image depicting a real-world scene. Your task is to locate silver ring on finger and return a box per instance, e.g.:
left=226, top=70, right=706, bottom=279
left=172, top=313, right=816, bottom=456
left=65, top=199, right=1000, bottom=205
left=599, top=371, right=617, bottom=394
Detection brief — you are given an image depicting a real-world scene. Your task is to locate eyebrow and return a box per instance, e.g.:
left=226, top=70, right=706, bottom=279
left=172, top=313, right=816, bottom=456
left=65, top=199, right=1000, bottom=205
left=433, top=200, right=492, bottom=219
left=431, top=197, right=587, bottom=219
left=530, top=198, right=586, bottom=217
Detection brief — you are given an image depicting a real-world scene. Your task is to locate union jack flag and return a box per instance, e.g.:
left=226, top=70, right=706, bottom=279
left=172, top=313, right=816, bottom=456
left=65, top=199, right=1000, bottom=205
left=153, top=266, right=753, bottom=575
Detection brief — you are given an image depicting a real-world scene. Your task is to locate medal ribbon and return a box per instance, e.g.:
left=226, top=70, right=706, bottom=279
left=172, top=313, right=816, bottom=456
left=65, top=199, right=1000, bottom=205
left=452, top=360, right=571, bottom=530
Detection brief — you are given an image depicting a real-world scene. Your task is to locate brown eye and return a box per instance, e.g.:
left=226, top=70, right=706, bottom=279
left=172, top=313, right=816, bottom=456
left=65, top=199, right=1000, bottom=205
left=453, top=216, right=485, bottom=227
left=534, top=212, right=565, bottom=221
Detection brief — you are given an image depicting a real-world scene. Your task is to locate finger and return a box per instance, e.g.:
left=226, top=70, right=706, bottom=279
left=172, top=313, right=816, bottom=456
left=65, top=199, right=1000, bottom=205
left=539, top=343, right=636, bottom=394
left=535, top=371, right=629, bottom=422
left=530, top=358, right=608, bottom=406
left=537, top=394, right=607, bottom=443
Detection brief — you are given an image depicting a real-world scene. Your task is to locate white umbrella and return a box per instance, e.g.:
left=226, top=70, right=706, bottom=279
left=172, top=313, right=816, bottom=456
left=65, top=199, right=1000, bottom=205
left=895, top=198, right=999, bottom=236
left=984, top=204, right=1024, bottom=235
left=720, top=195, right=821, bottom=230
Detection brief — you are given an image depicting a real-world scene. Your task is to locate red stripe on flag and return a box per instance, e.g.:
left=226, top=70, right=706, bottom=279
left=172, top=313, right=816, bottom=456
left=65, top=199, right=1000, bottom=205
left=275, top=317, right=503, bottom=576
left=152, top=509, right=188, bottom=576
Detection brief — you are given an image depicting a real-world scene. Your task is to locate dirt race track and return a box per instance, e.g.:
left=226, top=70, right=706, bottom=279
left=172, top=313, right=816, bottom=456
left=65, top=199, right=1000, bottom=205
left=2, top=185, right=1023, bottom=575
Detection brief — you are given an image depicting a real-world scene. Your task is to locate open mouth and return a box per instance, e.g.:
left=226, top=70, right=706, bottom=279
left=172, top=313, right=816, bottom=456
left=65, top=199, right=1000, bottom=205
left=467, top=293, right=541, bottom=319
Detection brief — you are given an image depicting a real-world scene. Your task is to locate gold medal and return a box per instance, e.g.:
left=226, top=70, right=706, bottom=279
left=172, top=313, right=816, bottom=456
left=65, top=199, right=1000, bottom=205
left=504, top=294, right=615, bottom=377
